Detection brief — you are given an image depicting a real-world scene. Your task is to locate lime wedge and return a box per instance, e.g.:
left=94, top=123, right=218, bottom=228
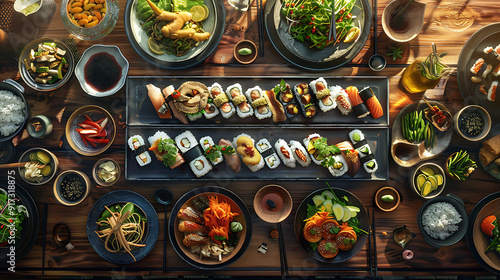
left=190, top=5, right=207, bottom=22
left=148, top=37, right=164, bottom=55
left=344, top=27, right=360, bottom=43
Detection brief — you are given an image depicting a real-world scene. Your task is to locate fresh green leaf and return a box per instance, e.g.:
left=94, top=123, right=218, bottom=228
left=309, top=241, right=318, bottom=252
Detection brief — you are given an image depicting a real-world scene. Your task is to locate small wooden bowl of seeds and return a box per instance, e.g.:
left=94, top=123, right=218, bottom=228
left=53, top=170, right=91, bottom=206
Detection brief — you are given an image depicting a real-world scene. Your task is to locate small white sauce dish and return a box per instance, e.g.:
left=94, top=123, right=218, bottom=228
left=75, top=45, right=129, bottom=97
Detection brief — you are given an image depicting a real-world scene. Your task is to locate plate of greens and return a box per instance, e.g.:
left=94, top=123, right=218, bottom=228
left=124, top=0, right=225, bottom=69
left=87, top=190, right=159, bottom=264
left=294, top=184, right=368, bottom=263
left=264, top=0, right=372, bottom=70
left=0, top=182, right=39, bottom=266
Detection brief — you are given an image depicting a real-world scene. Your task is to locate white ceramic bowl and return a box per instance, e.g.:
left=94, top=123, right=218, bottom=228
left=75, top=45, right=129, bottom=97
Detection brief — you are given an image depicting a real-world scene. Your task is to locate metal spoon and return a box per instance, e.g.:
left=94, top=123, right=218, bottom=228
left=155, top=188, right=174, bottom=273
left=369, top=0, right=387, bottom=71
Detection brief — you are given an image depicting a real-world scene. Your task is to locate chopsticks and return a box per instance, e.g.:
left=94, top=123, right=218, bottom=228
left=328, top=0, right=337, bottom=43
left=257, top=0, right=265, bottom=57
left=277, top=222, right=288, bottom=279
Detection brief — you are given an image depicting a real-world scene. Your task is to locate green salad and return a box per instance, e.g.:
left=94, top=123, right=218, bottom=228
left=0, top=189, right=28, bottom=244
left=281, top=0, right=360, bottom=49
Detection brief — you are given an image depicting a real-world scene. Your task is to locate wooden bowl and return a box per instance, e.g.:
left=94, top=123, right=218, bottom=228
left=472, top=197, right=500, bottom=272
left=234, top=40, right=257, bottom=64
left=375, top=186, right=400, bottom=212
left=253, top=184, right=293, bottom=223
left=65, top=105, right=115, bottom=156
left=18, top=148, right=59, bottom=186
left=53, top=170, right=91, bottom=206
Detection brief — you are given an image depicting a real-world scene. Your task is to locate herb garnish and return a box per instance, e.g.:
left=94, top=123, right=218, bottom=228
left=204, top=145, right=235, bottom=162
left=157, top=138, right=179, bottom=167
left=273, top=79, right=287, bottom=95
left=313, top=137, right=340, bottom=162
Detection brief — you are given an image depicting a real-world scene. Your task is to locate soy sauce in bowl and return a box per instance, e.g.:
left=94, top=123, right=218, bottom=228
left=84, top=52, right=122, bottom=92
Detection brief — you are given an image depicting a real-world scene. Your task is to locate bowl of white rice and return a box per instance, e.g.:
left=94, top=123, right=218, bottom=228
left=417, top=194, right=468, bottom=247
left=0, top=79, right=28, bottom=143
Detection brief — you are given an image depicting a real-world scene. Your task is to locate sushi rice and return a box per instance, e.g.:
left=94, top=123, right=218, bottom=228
left=189, top=155, right=213, bottom=177
left=289, top=140, right=311, bottom=167
left=245, top=86, right=272, bottom=120
left=200, top=136, right=223, bottom=166
left=175, top=131, right=198, bottom=153
left=309, top=77, right=336, bottom=113
left=275, top=139, right=296, bottom=168
left=226, top=83, right=254, bottom=118
left=331, top=86, right=353, bottom=115
left=128, top=135, right=151, bottom=166
left=327, top=154, right=348, bottom=177
left=349, top=129, right=365, bottom=146
left=363, top=158, right=378, bottom=173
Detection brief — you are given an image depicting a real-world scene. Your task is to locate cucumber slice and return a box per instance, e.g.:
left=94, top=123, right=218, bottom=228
left=332, top=203, right=344, bottom=221
left=29, top=152, right=38, bottom=162
left=345, top=205, right=361, bottom=212
left=36, top=151, right=51, bottom=164
left=341, top=206, right=351, bottom=222
left=312, top=195, right=325, bottom=207
left=323, top=199, right=333, bottom=213
left=40, top=165, right=52, bottom=176
left=321, top=190, right=334, bottom=200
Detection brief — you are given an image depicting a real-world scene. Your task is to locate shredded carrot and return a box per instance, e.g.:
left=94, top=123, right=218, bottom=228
left=304, top=211, right=332, bottom=225
left=203, top=195, right=239, bottom=243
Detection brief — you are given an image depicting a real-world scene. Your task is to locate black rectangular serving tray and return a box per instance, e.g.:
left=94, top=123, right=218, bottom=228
left=125, top=126, right=389, bottom=181
left=126, top=76, right=389, bottom=126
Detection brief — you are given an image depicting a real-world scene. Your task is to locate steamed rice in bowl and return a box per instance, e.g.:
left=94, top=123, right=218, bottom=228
left=0, top=90, right=26, bottom=137
left=422, top=202, right=462, bottom=240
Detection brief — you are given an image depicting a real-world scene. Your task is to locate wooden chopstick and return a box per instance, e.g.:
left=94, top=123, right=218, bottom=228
left=257, top=0, right=265, bottom=57
left=328, top=0, right=337, bottom=42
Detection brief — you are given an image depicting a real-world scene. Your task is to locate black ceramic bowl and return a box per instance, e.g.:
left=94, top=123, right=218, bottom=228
left=417, top=194, right=468, bottom=247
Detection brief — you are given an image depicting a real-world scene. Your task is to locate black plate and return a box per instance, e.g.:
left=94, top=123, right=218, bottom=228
left=417, top=195, right=468, bottom=248
left=294, top=187, right=369, bottom=263
left=264, top=0, right=372, bottom=71
left=168, top=186, right=252, bottom=269
left=457, top=23, right=500, bottom=123
left=479, top=123, right=500, bottom=180
left=126, top=76, right=389, bottom=126
left=87, top=190, right=159, bottom=264
left=466, top=192, right=500, bottom=275
left=125, top=126, right=389, bottom=180
left=0, top=182, right=39, bottom=266
left=124, top=0, right=225, bottom=69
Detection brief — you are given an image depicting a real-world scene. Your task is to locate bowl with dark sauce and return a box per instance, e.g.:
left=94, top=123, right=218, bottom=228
left=454, top=105, right=491, bottom=142
left=53, top=170, right=91, bottom=206
left=75, top=45, right=129, bottom=97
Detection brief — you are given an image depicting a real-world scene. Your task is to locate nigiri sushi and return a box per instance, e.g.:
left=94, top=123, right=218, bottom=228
left=331, top=86, right=352, bottom=115
left=148, top=131, right=185, bottom=169
left=219, top=138, right=241, bottom=174
left=470, top=58, right=485, bottom=75
left=335, top=141, right=360, bottom=177
left=163, top=85, right=189, bottom=124
left=147, top=84, right=171, bottom=118
left=488, top=80, right=497, bottom=101
left=359, top=87, right=384, bottom=119
left=275, top=139, right=296, bottom=168
left=345, top=86, right=370, bottom=118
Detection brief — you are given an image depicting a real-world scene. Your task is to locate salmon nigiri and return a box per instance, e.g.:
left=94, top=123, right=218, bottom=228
left=346, top=86, right=370, bottom=118
left=359, top=87, right=384, bottom=119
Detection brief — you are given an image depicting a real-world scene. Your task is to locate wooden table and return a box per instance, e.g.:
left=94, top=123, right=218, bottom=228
left=0, top=0, right=499, bottom=277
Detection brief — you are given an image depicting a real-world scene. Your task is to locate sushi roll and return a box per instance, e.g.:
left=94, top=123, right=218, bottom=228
left=303, top=133, right=325, bottom=165
left=470, top=58, right=485, bottom=75
left=203, top=102, right=220, bottom=120
left=335, top=141, right=360, bottom=178
left=309, top=77, right=336, bottom=113
left=234, top=134, right=265, bottom=172
left=289, top=140, right=311, bottom=167
left=175, top=131, right=198, bottom=154
left=492, top=64, right=500, bottom=77
left=256, top=138, right=281, bottom=169
left=484, top=46, right=500, bottom=60
left=483, top=64, right=493, bottom=78
left=275, top=139, right=296, bottom=168
left=356, top=143, right=372, bottom=159
left=148, top=131, right=185, bottom=169
left=187, top=113, right=203, bottom=122
left=284, top=103, right=300, bottom=119
left=210, top=83, right=236, bottom=119
left=189, top=155, right=213, bottom=178
left=488, top=80, right=498, bottom=101
left=294, top=83, right=318, bottom=118
left=128, top=135, right=152, bottom=166
left=245, top=86, right=272, bottom=120
left=275, top=82, right=295, bottom=105
left=331, top=86, right=353, bottom=115
left=363, top=157, right=378, bottom=173
left=327, top=155, right=348, bottom=177
left=359, top=87, right=384, bottom=119
left=346, top=86, right=370, bottom=118
left=349, top=129, right=368, bottom=149
left=226, top=83, right=254, bottom=118
left=200, top=136, right=223, bottom=166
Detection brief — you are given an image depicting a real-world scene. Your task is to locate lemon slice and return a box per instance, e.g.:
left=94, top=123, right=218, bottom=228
left=344, top=27, right=360, bottom=43
left=202, top=5, right=210, bottom=20
left=148, top=37, right=164, bottom=55
left=190, top=5, right=207, bottom=22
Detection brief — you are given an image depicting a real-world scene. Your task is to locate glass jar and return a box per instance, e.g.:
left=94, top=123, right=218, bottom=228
left=60, top=0, right=119, bottom=40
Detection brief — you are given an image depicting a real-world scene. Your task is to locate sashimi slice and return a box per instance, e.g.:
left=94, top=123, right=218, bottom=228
left=147, top=84, right=172, bottom=119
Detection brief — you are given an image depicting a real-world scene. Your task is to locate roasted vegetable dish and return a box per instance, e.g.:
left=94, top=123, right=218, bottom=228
left=23, top=42, right=69, bottom=84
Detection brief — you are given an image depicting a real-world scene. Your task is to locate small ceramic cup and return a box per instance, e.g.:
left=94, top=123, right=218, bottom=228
left=27, top=115, right=53, bottom=138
